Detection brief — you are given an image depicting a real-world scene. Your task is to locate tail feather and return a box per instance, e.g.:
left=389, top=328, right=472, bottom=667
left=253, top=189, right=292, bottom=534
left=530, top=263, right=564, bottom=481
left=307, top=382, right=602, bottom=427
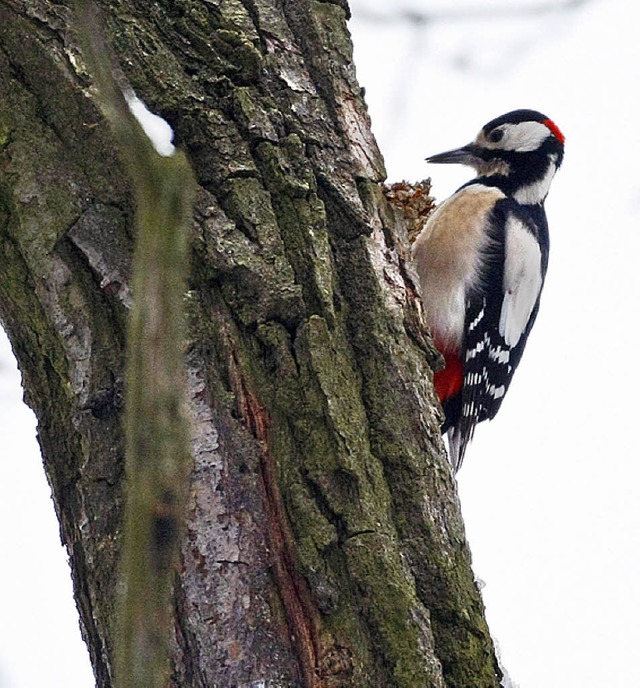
left=447, top=421, right=476, bottom=474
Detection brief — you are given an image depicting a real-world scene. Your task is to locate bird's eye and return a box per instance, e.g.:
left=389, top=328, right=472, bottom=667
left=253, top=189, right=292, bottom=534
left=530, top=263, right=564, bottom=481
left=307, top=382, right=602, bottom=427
left=487, top=129, right=504, bottom=144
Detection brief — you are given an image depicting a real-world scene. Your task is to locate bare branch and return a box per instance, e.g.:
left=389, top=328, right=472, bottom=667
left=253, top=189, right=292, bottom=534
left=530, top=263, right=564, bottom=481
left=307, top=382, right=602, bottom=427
left=75, top=4, right=195, bottom=687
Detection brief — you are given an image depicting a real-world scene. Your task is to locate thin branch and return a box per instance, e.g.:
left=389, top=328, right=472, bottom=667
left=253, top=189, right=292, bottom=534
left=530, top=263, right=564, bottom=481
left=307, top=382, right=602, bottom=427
left=75, top=4, right=195, bottom=687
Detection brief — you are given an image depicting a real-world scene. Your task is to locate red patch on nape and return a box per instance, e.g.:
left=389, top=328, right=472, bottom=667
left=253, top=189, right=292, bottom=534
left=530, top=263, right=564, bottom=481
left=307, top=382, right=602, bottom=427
left=434, top=351, right=464, bottom=402
left=542, top=118, right=565, bottom=144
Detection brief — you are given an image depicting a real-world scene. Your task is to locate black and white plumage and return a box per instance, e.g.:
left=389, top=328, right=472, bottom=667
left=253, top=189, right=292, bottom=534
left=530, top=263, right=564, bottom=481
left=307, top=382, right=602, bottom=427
left=412, top=110, right=565, bottom=472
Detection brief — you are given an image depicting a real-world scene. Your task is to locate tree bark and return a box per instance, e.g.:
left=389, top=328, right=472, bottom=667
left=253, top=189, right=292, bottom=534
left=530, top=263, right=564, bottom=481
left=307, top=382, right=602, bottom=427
left=0, top=1, right=501, bottom=686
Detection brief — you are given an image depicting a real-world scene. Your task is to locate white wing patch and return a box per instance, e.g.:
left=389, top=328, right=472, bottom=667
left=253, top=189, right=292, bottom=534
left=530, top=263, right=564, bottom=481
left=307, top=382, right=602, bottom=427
left=499, top=216, right=542, bottom=347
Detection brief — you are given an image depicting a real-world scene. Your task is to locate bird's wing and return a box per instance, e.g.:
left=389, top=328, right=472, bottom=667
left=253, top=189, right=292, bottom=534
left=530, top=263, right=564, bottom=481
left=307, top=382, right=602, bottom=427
left=499, top=214, right=543, bottom=347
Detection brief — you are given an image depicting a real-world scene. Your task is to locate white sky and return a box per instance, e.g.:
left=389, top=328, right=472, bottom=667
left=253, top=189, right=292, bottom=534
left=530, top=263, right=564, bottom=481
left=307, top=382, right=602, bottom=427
left=350, top=0, right=640, bottom=686
left=1, top=0, right=639, bottom=685
left=0, top=331, right=94, bottom=687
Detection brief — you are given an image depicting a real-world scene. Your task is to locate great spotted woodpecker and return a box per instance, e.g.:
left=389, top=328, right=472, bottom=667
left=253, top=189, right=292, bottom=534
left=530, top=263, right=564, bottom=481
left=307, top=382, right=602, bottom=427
left=412, top=110, right=564, bottom=472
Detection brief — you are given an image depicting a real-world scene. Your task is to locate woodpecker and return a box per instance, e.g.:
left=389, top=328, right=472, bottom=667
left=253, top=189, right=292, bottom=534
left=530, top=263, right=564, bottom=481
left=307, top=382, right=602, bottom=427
left=412, top=110, right=564, bottom=472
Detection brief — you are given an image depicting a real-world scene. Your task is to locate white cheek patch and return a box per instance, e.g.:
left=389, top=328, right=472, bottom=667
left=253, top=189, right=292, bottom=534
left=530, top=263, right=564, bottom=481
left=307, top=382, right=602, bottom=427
left=499, top=216, right=543, bottom=346
left=500, top=121, right=551, bottom=152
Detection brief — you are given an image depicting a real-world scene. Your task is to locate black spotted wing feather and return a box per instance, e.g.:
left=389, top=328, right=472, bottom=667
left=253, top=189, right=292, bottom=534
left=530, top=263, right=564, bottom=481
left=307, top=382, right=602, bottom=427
left=446, top=199, right=549, bottom=470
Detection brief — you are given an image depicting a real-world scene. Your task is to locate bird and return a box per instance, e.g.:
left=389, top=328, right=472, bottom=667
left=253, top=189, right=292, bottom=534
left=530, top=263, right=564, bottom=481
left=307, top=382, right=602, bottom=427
left=411, top=109, right=564, bottom=472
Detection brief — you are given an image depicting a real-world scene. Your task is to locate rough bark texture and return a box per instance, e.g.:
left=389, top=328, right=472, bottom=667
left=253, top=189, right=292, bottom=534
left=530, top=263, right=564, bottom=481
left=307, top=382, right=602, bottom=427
left=0, top=1, right=501, bottom=686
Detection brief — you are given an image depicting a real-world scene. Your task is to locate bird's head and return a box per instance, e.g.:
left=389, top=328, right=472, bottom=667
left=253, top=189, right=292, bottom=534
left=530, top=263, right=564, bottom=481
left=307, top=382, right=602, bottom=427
left=427, top=110, right=565, bottom=203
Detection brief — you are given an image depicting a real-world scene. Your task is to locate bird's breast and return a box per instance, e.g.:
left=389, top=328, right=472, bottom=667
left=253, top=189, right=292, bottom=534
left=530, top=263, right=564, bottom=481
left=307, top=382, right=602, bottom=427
left=412, top=184, right=506, bottom=351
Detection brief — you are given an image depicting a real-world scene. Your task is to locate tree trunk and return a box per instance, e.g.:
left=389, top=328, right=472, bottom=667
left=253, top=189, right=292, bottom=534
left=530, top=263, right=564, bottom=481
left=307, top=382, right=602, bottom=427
left=0, top=1, right=501, bottom=686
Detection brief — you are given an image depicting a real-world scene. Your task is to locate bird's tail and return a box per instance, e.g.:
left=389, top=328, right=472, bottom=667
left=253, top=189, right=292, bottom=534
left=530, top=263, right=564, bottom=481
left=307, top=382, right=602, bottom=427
left=447, top=424, right=474, bottom=474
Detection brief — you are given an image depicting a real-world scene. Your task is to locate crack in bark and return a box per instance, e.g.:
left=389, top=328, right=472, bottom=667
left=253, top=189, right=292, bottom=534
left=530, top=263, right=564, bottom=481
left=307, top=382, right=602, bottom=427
left=228, top=349, right=321, bottom=688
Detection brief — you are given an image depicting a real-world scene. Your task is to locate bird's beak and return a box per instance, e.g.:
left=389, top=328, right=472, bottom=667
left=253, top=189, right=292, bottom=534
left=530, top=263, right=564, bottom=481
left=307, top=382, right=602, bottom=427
left=426, top=143, right=481, bottom=167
